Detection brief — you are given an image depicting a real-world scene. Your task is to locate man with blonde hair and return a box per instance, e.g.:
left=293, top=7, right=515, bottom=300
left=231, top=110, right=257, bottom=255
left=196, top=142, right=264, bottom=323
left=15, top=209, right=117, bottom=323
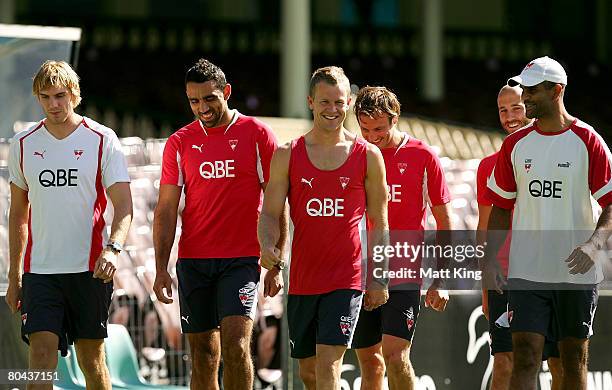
left=5, top=60, right=132, bottom=390
left=353, top=86, right=451, bottom=390
left=258, top=66, right=389, bottom=389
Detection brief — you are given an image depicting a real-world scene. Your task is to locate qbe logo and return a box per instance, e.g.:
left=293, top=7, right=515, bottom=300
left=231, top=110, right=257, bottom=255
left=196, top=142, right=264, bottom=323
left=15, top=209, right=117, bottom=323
left=528, top=179, right=562, bottom=198
left=388, top=184, right=402, bottom=203
left=39, top=169, right=78, bottom=187
left=306, top=198, right=344, bottom=217
left=199, top=160, right=235, bottom=179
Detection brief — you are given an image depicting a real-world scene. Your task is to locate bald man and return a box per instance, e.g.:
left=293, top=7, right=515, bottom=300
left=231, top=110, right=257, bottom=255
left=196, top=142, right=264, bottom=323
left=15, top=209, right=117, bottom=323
left=476, top=85, right=562, bottom=390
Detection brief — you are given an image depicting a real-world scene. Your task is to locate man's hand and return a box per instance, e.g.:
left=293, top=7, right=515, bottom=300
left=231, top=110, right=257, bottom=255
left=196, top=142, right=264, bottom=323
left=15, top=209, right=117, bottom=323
left=153, top=269, right=174, bottom=304
left=566, top=241, right=598, bottom=275
left=482, top=261, right=506, bottom=294
left=260, top=246, right=282, bottom=270
left=93, top=249, right=117, bottom=283
left=363, top=281, right=389, bottom=311
left=425, top=284, right=449, bottom=312
left=263, top=267, right=283, bottom=297
left=5, top=276, right=22, bottom=314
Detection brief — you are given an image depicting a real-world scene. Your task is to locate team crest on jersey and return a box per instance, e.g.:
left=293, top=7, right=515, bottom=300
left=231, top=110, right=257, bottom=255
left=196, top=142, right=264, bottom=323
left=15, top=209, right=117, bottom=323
left=21, top=313, right=27, bottom=325
left=398, top=163, right=408, bottom=175
left=339, top=177, right=350, bottom=189
left=74, top=149, right=84, bottom=160
left=405, top=306, right=415, bottom=330
left=229, top=139, right=238, bottom=151
left=524, top=159, right=532, bottom=172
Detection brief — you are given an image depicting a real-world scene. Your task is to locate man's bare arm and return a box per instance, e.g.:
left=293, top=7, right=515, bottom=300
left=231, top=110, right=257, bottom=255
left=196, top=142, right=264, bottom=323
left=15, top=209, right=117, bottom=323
left=566, top=204, right=612, bottom=274
left=483, top=205, right=512, bottom=292
left=476, top=203, right=492, bottom=318
left=106, top=182, right=133, bottom=246
left=425, top=203, right=452, bottom=311
left=258, top=144, right=291, bottom=270
left=364, top=145, right=389, bottom=310
left=152, top=184, right=182, bottom=303
left=5, top=184, right=29, bottom=313
left=93, top=182, right=133, bottom=282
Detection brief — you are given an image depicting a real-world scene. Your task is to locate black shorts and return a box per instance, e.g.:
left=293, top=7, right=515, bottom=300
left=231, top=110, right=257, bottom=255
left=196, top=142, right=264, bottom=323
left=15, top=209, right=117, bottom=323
left=488, top=290, right=560, bottom=359
left=21, top=272, right=113, bottom=357
left=352, top=287, right=421, bottom=349
left=507, top=279, right=598, bottom=341
left=176, top=257, right=260, bottom=333
left=287, top=289, right=363, bottom=359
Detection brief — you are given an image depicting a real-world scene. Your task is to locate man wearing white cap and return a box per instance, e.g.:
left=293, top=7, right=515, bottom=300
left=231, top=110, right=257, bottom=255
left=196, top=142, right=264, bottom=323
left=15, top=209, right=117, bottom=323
left=485, top=56, right=612, bottom=389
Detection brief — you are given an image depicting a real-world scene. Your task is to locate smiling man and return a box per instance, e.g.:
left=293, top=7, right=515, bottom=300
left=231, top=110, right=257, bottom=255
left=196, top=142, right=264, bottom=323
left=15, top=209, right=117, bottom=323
left=258, top=67, right=389, bottom=390
left=477, top=84, right=563, bottom=390
left=485, top=56, right=612, bottom=389
left=152, top=58, right=284, bottom=390
left=352, top=86, right=451, bottom=390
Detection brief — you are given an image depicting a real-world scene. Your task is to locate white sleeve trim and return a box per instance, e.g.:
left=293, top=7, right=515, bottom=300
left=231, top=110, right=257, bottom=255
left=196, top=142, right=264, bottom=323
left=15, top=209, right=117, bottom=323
left=593, top=180, right=612, bottom=200
left=487, top=167, right=516, bottom=200
left=256, top=142, right=264, bottom=183
left=176, top=151, right=184, bottom=186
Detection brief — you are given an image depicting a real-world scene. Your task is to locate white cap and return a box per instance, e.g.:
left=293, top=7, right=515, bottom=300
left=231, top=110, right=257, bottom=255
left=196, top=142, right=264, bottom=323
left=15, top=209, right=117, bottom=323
left=508, top=56, right=567, bottom=87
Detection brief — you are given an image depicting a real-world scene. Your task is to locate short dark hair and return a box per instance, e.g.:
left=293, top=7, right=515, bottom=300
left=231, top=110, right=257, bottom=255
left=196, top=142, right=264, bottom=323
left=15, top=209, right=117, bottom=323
left=354, top=86, right=401, bottom=123
left=185, top=58, right=227, bottom=89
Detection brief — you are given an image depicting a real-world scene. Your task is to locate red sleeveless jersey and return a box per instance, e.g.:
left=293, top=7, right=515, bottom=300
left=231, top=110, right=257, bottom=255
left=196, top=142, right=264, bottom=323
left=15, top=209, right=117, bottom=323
left=287, top=136, right=367, bottom=295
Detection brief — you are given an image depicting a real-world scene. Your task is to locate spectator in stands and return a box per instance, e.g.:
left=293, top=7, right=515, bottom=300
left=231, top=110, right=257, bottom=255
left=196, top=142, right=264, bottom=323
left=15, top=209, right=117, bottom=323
left=352, top=86, right=451, bottom=390
left=485, top=56, right=612, bottom=389
left=153, top=58, right=286, bottom=390
left=5, top=60, right=132, bottom=390
left=477, top=84, right=563, bottom=390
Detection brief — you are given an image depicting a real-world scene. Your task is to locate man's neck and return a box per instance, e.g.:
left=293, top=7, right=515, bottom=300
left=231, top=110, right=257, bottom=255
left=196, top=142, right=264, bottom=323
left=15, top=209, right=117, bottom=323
left=537, top=109, right=574, bottom=133
left=215, top=109, right=234, bottom=128
left=387, top=128, right=404, bottom=148
left=310, top=125, right=350, bottom=146
left=45, top=113, right=83, bottom=140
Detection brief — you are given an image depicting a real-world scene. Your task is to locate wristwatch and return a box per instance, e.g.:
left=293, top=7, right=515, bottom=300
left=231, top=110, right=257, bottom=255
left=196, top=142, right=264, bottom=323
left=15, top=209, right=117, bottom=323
left=106, top=241, right=123, bottom=255
left=274, top=261, right=285, bottom=271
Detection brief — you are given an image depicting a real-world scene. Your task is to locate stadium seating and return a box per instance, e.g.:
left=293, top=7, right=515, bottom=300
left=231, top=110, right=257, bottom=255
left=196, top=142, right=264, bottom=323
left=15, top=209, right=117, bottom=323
left=54, top=350, right=85, bottom=390
left=105, top=324, right=187, bottom=389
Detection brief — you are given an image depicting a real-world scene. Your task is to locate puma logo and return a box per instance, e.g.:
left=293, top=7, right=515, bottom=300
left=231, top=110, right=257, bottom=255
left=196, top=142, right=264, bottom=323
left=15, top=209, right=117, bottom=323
left=301, top=177, right=314, bottom=188
left=181, top=315, right=190, bottom=324
left=33, top=150, right=46, bottom=159
left=192, top=144, right=203, bottom=153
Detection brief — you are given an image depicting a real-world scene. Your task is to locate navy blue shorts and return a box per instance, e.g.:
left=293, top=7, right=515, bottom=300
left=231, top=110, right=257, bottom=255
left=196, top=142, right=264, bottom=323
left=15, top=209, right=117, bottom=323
left=507, top=279, right=598, bottom=341
left=352, top=286, right=421, bottom=349
left=488, top=289, right=559, bottom=359
left=176, top=257, right=260, bottom=333
left=287, top=289, right=363, bottom=359
left=21, top=272, right=113, bottom=357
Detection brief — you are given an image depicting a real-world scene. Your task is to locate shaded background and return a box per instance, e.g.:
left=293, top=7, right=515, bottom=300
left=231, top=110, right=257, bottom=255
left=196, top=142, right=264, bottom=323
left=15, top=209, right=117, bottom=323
left=4, top=0, right=611, bottom=139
